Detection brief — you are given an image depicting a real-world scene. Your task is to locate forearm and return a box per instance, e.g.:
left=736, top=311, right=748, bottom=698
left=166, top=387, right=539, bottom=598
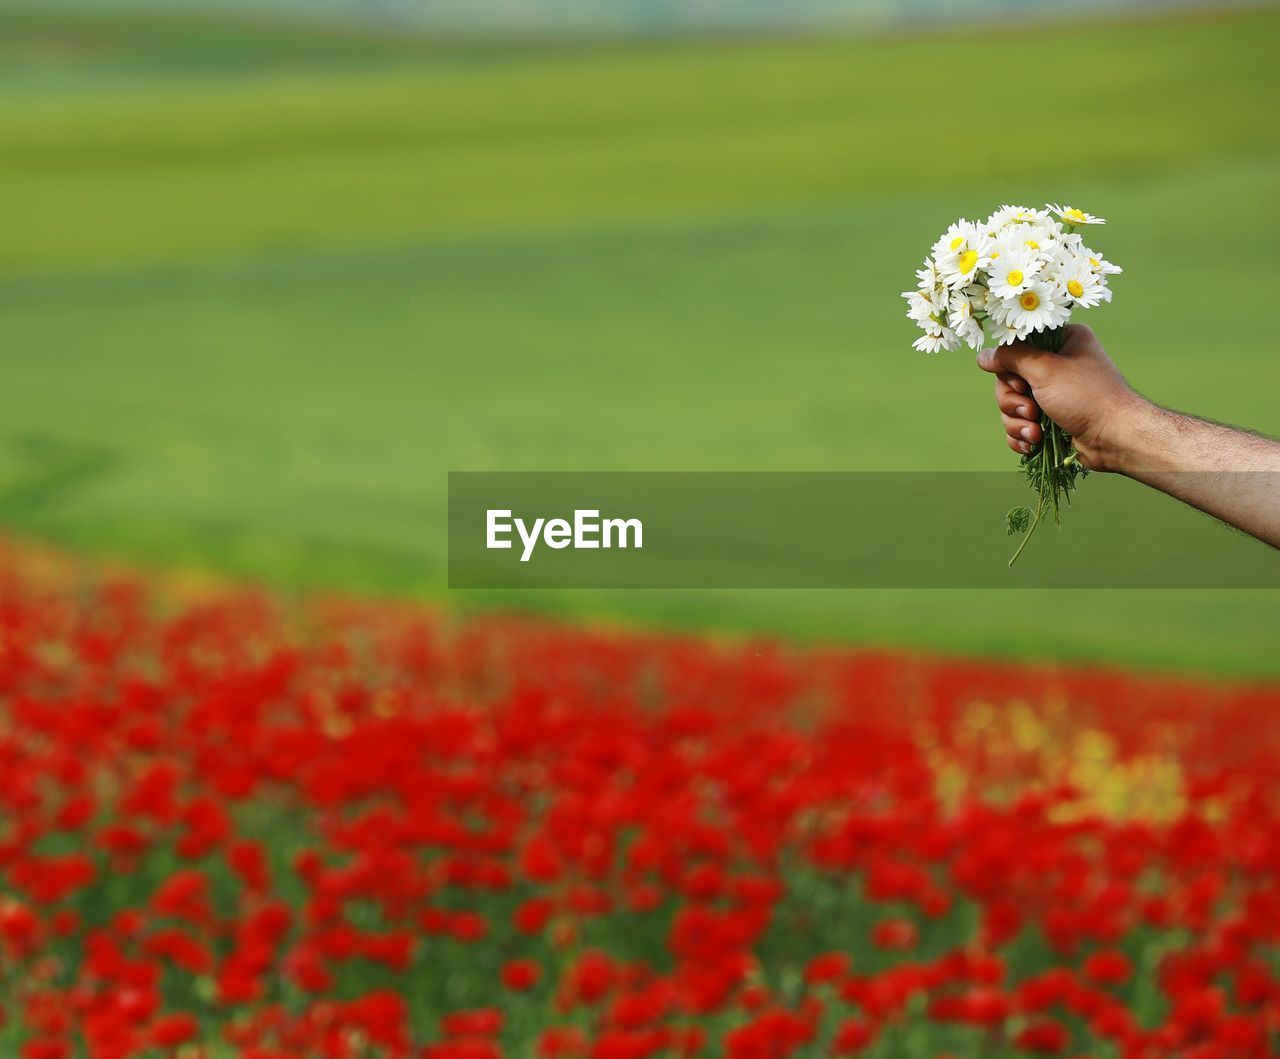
left=1107, top=400, right=1280, bottom=548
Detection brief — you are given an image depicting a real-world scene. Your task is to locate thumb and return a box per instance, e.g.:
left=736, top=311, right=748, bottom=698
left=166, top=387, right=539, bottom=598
left=975, top=346, right=1004, bottom=374
left=976, top=339, right=1043, bottom=377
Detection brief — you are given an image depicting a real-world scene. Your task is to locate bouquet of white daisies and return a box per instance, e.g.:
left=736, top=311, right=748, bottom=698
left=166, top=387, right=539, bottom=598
left=903, top=204, right=1121, bottom=564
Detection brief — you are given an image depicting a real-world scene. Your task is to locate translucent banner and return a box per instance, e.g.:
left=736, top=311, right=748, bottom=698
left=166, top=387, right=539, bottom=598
left=448, top=472, right=1280, bottom=588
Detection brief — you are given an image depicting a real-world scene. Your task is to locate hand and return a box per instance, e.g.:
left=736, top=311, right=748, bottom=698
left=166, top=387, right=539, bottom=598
left=976, top=324, right=1142, bottom=472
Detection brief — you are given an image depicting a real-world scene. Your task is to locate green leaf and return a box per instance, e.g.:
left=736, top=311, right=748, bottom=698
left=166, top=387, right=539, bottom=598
left=1006, top=506, right=1033, bottom=535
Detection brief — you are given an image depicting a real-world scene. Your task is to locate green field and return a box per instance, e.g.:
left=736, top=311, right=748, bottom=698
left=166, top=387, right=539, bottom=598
left=1, top=6, right=1278, bottom=673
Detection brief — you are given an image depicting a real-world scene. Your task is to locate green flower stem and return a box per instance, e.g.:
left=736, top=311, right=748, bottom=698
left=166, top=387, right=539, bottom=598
left=1007, top=477, right=1047, bottom=568
left=1006, top=325, right=1088, bottom=565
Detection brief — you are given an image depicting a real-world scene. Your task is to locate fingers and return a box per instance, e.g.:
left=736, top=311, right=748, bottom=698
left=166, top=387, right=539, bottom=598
left=995, top=376, right=1041, bottom=453
left=998, top=372, right=1028, bottom=396
left=995, top=376, right=1038, bottom=419
left=1002, top=412, right=1041, bottom=453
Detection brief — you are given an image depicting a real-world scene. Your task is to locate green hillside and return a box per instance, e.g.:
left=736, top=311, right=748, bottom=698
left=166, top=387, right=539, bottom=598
left=1, top=6, right=1278, bottom=673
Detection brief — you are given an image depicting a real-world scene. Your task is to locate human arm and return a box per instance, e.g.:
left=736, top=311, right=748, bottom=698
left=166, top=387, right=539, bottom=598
left=976, top=324, right=1280, bottom=548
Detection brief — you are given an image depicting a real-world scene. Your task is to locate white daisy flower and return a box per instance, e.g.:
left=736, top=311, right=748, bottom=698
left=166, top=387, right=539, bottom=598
left=1056, top=258, right=1109, bottom=308
left=983, top=291, right=1029, bottom=345
left=1038, top=240, right=1076, bottom=275
left=948, top=288, right=980, bottom=321
left=940, top=244, right=994, bottom=289
left=913, top=325, right=960, bottom=353
left=986, top=247, right=1041, bottom=299
left=986, top=204, right=1049, bottom=232
left=1002, top=222, right=1059, bottom=262
left=902, top=287, right=947, bottom=327
left=947, top=292, right=985, bottom=350
left=991, top=319, right=1031, bottom=346
left=1080, top=246, right=1123, bottom=275
left=983, top=287, right=1013, bottom=324
left=940, top=248, right=992, bottom=289
left=1000, top=281, right=1070, bottom=333
left=1048, top=203, right=1105, bottom=226
left=931, top=219, right=982, bottom=258
left=902, top=289, right=925, bottom=315
left=915, top=257, right=945, bottom=291
left=957, top=317, right=985, bottom=351
left=932, top=221, right=994, bottom=289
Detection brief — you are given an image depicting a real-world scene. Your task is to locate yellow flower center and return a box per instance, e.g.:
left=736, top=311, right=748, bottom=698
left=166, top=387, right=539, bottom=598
left=1025, top=240, right=1039, bottom=250
left=1063, top=207, right=1088, bottom=223
left=1007, top=269, right=1024, bottom=286
left=1067, top=279, right=1085, bottom=298
left=1089, top=257, right=1100, bottom=267
left=959, top=250, right=979, bottom=274
left=1019, top=291, right=1040, bottom=311
left=950, top=236, right=965, bottom=251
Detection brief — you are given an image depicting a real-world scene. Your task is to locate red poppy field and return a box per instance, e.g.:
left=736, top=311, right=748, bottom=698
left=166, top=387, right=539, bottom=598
left=1, top=549, right=1278, bottom=1059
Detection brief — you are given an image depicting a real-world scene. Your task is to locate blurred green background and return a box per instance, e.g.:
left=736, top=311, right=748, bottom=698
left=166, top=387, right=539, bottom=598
left=1, top=2, right=1278, bottom=673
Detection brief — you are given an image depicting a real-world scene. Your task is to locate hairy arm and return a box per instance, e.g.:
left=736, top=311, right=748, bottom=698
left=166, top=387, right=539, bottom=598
left=1109, top=404, right=1280, bottom=547
left=977, top=325, right=1280, bottom=548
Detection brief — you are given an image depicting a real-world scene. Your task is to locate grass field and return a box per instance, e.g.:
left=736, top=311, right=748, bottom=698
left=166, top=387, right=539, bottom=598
left=1, top=5, right=1278, bottom=673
